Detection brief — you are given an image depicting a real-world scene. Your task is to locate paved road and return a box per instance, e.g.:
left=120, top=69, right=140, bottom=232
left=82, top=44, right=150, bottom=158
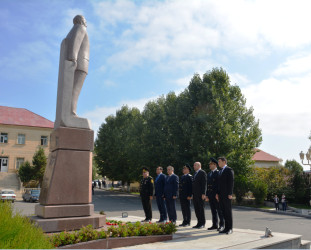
left=14, top=189, right=311, bottom=241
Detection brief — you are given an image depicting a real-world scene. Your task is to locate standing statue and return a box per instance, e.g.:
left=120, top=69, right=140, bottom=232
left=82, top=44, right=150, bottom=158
left=54, top=15, right=91, bottom=129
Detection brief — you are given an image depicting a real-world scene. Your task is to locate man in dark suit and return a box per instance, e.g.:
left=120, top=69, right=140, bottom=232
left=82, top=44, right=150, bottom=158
left=192, top=162, right=207, bottom=229
left=154, top=166, right=167, bottom=223
left=206, top=158, right=224, bottom=231
left=179, top=163, right=193, bottom=227
left=163, top=166, right=179, bottom=223
left=216, top=157, right=234, bottom=234
left=139, top=167, right=154, bottom=222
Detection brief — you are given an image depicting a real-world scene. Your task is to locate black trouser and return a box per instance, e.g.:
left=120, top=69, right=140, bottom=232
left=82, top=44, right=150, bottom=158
left=193, top=195, right=205, bottom=226
left=275, top=203, right=279, bottom=210
left=180, top=198, right=191, bottom=224
left=165, top=198, right=177, bottom=222
left=156, top=195, right=167, bottom=221
left=141, top=196, right=152, bottom=220
left=219, top=196, right=232, bottom=230
left=209, top=196, right=224, bottom=227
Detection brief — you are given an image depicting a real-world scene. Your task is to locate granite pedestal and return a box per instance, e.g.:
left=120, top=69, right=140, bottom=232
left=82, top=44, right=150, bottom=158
left=33, top=127, right=105, bottom=232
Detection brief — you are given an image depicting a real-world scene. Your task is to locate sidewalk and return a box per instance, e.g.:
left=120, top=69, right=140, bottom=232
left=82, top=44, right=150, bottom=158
left=107, top=216, right=310, bottom=249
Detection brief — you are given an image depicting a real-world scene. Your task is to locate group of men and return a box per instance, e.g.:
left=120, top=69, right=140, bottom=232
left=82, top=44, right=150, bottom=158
left=139, top=157, right=234, bottom=235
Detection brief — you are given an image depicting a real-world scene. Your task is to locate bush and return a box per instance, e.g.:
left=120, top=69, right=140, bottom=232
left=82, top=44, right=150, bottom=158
left=251, top=180, right=268, bottom=205
left=49, top=221, right=177, bottom=247
left=0, top=202, right=54, bottom=249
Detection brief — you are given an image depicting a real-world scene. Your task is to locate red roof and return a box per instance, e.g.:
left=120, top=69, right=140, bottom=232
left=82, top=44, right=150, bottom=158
left=252, top=149, right=281, bottom=162
left=0, top=106, right=54, bottom=129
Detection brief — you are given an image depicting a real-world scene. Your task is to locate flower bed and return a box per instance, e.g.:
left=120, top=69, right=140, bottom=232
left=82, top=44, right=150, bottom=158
left=49, top=220, right=177, bottom=248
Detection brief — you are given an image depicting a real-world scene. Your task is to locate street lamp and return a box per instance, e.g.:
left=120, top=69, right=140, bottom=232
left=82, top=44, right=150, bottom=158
left=299, top=147, right=311, bottom=206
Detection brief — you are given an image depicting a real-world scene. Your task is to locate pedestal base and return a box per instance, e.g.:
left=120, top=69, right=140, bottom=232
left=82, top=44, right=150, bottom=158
left=35, top=204, right=94, bottom=218
left=32, top=214, right=106, bottom=233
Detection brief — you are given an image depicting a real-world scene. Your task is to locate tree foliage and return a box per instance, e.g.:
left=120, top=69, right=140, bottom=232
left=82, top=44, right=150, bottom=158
left=18, top=148, right=47, bottom=187
left=95, top=68, right=262, bottom=191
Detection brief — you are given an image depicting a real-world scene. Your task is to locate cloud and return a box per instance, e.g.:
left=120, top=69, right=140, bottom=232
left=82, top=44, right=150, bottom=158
left=242, top=74, right=311, bottom=137
left=83, top=96, right=158, bottom=136
left=93, top=0, right=311, bottom=72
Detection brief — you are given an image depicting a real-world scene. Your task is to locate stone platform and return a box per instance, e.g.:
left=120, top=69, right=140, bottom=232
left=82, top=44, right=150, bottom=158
left=108, top=216, right=311, bottom=249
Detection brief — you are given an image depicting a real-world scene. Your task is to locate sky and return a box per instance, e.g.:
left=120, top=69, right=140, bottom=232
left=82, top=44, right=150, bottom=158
left=1, top=0, right=311, bottom=169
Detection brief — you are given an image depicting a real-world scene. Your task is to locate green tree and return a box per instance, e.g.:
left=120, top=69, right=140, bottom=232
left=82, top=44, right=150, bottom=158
left=251, top=180, right=268, bottom=205
left=32, top=148, right=47, bottom=187
left=18, top=161, right=33, bottom=183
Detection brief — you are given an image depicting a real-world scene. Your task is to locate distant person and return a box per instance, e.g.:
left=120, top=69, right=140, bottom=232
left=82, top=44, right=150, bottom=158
left=274, top=195, right=279, bottom=211
left=281, top=194, right=286, bottom=211
left=92, top=181, right=95, bottom=195
left=103, top=177, right=107, bottom=188
left=192, top=162, right=207, bottom=229
left=216, top=157, right=234, bottom=235
left=154, top=166, right=167, bottom=223
left=206, top=158, right=224, bottom=231
left=139, top=167, right=154, bottom=222
left=98, top=180, right=101, bottom=189
left=179, top=163, right=193, bottom=227
left=163, top=166, right=179, bottom=224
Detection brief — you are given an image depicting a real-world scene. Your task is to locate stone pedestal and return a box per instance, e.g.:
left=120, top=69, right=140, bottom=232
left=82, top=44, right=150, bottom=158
left=33, top=127, right=105, bottom=232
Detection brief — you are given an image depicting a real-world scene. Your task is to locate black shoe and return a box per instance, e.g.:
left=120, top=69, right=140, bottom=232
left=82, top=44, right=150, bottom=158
left=141, top=219, right=150, bottom=223
left=208, top=226, right=218, bottom=230
left=183, top=223, right=190, bottom=227
left=219, top=228, right=227, bottom=233
left=226, top=229, right=233, bottom=234
left=192, top=225, right=200, bottom=228
left=179, top=223, right=185, bottom=227
left=218, top=226, right=225, bottom=232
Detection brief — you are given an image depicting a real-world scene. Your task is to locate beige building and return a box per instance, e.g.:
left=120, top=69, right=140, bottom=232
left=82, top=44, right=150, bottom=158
left=0, top=106, right=54, bottom=173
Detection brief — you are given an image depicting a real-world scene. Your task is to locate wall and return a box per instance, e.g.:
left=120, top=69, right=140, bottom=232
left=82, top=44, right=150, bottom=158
left=0, top=124, right=52, bottom=172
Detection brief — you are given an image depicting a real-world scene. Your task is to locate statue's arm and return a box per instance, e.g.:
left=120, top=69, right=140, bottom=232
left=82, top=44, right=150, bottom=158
left=66, top=25, right=86, bottom=62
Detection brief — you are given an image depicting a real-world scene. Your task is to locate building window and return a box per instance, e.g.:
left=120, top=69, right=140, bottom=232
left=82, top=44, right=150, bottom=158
left=41, top=136, right=48, bottom=146
left=17, top=134, right=25, bottom=144
left=16, top=158, right=24, bottom=169
left=0, top=133, right=8, bottom=143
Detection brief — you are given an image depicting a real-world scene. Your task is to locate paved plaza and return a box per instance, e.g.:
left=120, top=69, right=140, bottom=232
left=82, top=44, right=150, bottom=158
left=13, top=189, right=311, bottom=242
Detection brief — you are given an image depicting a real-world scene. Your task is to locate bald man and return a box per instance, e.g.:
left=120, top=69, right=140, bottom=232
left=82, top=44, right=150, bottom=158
left=192, top=162, right=207, bottom=229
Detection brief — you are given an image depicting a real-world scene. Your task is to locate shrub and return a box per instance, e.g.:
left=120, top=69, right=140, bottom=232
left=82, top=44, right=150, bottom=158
left=49, top=221, right=177, bottom=247
left=0, top=202, right=54, bottom=249
left=251, top=180, right=268, bottom=205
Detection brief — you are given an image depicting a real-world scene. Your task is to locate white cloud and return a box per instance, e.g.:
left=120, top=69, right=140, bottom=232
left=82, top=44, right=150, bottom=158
left=242, top=73, right=311, bottom=137
left=83, top=96, right=158, bottom=136
left=273, top=53, right=311, bottom=77
left=93, top=0, right=311, bottom=71
left=229, top=73, right=250, bottom=86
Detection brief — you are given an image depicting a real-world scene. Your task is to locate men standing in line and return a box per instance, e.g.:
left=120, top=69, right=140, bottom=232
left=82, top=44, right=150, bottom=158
left=154, top=166, right=167, bottom=223
left=206, top=158, right=224, bottom=231
left=179, top=163, right=193, bottom=227
left=192, top=162, right=207, bottom=229
left=216, top=157, right=234, bottom=234
left=139, top=167, right=154, bottom=222
left=163, top=166, right=179, bottom=224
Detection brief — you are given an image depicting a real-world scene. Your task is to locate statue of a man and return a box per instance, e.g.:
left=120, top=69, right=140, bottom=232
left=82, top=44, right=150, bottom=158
left=54, top=15, right=91, bottom=129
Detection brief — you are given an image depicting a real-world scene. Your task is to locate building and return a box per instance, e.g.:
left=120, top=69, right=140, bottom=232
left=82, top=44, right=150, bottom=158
left=252, top=149, right=282, bottom=168
left=0, top=106, right=54, bottom=173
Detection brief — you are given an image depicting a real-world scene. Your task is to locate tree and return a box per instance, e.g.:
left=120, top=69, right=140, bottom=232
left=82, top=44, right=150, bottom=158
left=32, top=148, right=47, bottom=187
left=18, top=161, right=33, bottom=183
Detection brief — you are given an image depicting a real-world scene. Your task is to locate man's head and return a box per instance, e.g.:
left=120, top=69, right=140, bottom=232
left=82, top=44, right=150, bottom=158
left=209, top=157, right=218, bottom=171
left=142, top=167, right=149, bottom=178
left=193, top=162, right=201, bottom=171
left=167, top=166, right=174, bottom=176
left=182, top=163, right=191, bottom=175
left=156, top=166, right=163, bottom=175
left=73, top=15, right=87, bottom=27
left=218, top=157, right=227, bottom=168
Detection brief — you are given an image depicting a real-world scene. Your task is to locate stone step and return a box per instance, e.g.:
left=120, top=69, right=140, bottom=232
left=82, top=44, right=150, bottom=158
left=300, top=240, right=311, bottom=249
left=0, top=172, right=22, bottom=200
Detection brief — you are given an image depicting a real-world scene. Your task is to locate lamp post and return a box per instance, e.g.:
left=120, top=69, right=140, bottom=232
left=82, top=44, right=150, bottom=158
left=299, top=147, right=311, bottom=206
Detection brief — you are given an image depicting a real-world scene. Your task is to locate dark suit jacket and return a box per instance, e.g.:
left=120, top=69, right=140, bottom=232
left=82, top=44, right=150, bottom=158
left=192, top=169, right=207, bottom=197
left=179, top=174, right=193, bottom=199
left=206, top=169, right=219, bottom=199
left=155, top=173, right=166, bottom=197
left=163, top=174, right=179, bottom=199
left=217, top=166, right=234, bottom=197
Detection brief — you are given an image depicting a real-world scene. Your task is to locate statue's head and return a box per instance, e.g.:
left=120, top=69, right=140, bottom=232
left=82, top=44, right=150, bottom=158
left=73, top=15, right=87, bottom=27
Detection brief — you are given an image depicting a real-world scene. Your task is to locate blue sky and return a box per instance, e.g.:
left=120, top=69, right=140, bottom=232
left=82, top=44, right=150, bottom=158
left=1, top=0, right=311, bottom=169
